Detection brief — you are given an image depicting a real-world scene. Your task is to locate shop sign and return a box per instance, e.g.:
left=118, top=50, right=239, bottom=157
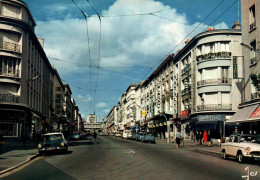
left=181, top=110, right=189, bottom=116
left=0, top=94, right=19, bottom=103
left=173, top=74, right=178, bottom=117
left=198, top=115, right=222, bottom=121
left=156, top=82, right=161, bottom=114
left=249, top=107, right=260, bottom=118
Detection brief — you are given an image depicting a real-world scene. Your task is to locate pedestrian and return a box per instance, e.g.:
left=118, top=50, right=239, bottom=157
left=199, top=131, right=203, bottom=145
left=207, top=130, right=211, bottom=147
left=93, top=130, right=99, bottom=144
left=0, top=130, right=4, bottom=146
left=232, top=127, right=240, bottom=135
left=195, top=131, right=200, bottom=146
left=203, top=129, right=207, bottom=147
left=176, top=130, right=182, bottom=148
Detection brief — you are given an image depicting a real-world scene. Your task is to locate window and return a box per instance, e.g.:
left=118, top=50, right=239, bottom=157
left=249, top=5, right=256, bottom=31
left=234, top=136, right=238, bottom=143
left=250, top=40, right=256, bottom=64
left=229, top=136, right=233, bottom=142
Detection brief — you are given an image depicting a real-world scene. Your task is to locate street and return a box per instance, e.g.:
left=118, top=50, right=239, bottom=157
left=2, top=136, right=260, bottom=180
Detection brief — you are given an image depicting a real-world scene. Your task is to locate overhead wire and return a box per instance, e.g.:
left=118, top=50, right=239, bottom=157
left=72, top=0, right=93, bottom=113
left=140, top=0, right=226, bottom=81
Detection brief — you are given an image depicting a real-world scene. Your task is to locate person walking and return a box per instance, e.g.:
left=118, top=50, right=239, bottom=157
left=199, top=131, right=203, bottom=145
left=203, top=129, right=207, bottom=147
left=195, top=131, right=200, bottom=146
left=93, top=130, right=99, bottom=144
left=207, top=130, right=212, bottom=147
left=176, top=130, right=182, bottom=148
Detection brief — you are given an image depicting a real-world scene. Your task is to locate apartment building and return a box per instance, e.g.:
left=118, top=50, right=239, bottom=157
left=226, top=0, right=260, bottom=135
left=0, top=0, right=55, bottom=139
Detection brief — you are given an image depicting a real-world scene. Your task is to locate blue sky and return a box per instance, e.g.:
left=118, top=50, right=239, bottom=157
left=22, top=0, right=239, bottom=122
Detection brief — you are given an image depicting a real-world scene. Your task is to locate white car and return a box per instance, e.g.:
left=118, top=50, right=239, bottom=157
left=221, top=134, right=260, bottom=163
left=122, top=130, right=129, bottom=139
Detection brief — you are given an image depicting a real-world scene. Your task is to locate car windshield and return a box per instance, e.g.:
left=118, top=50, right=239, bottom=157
left=240, top=136, right=258, bottom=143
left=44, top=134, right=62, bottom=141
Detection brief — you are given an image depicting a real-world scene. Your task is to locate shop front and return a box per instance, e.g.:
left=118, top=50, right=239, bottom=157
left=225, top=103, right=260, bottom=136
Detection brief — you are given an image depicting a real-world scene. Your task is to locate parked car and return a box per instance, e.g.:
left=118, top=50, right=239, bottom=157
left=115, top=132, right=122, bottom=138
left=142, top=133, right=156, bottom=144
left=38, top=132, right=68, bottom=155
left=137, top=132, right=146, bottom=141
left=71, top=132, right=80, bottom=140
left=221, top=134, right=260, bottom=163
left=122, top=130, right=130, bottom=139
left=131, top=133, right=138, bottom=140
left=100, top=132, right=108, bottom=136
left=127, top=131, right=133, bottom=139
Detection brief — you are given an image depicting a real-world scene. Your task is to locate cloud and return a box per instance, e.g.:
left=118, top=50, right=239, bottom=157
left=96, top=102, right=108, bottom=108
left=77, top=94, right=93, bottom=103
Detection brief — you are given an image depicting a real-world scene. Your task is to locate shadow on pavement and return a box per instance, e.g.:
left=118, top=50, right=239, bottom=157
left=39, top=150, right=73, bottom=156
left=0, top=141, right=37, bottom=155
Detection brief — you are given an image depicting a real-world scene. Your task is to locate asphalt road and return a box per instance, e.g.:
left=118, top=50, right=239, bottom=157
left=2, top=136, right=260, bottom=180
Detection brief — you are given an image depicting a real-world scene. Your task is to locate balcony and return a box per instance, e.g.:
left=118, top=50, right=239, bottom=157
left=196, top=51, right=231, bottom=63
left=0, top=68, right=20, bottom=78
left=197, top=78, right=231, bottom=87
left=181, top=86, right=191, bottom=96
left=250, top=57, right=257, bottom=65
left=181, top=64, right=191, bottom=75
left=197, top=104, right=232, bottom=111
left=0, top=94, right=19, bottom=103
left=249, top=22, right=256, bottom=31
left=251, top=92, right=260, bottom=100
left=0, top=41, right=21, bottom=53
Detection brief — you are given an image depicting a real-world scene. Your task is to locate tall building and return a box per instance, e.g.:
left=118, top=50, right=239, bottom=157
left=226, top=0, right=260, bottom=135
left=0, top=0, right=54, bottom=139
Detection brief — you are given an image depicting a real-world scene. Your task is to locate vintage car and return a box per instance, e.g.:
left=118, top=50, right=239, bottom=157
left=221, top=134, right=260, bottom=163
left=137, top=132, right=146, bottom=141
left=131, top=133, right=138, bottom=140
left=70, top=132, right=80, bottom=140
left=38, top=132, right=68, bottom=155
left=141, top=133, right=156, bottom=144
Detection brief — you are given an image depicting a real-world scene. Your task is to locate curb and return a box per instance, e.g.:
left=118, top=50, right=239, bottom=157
left=0, top=153, right=39, bottom=176
left=193, top=148, right=222, bottom=156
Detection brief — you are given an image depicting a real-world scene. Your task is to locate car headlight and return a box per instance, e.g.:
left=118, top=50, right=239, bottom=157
left=61, top=142, right=65, bottom=147
left=38, top=144, right=42, bottom=149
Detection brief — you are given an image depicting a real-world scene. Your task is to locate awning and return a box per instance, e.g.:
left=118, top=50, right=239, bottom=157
left=225, top=104, right=259, bottom=124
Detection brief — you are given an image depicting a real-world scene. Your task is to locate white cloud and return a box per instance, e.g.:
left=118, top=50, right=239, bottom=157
left=77, top=94, right=93, bottom=103
left=96, top=102, right=108, bottom=108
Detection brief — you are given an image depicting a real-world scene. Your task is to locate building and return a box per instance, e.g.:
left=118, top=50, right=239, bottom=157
left=0, top=0, right=54, bottom=139
left=84, top=113, right=101, bottom=132
left=226, top=0, right=260, bottom=135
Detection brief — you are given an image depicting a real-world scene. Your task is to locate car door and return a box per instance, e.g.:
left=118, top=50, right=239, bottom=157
left=230, top=135, right=239, bottom=157
left=225, top=135, right=234, bottom=155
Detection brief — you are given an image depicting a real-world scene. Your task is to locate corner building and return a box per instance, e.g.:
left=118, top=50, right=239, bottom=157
left=0, top=0, right=54, bottom=140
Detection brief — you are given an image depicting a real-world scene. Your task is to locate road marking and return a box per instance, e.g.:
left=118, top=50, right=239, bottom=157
left=0, top=156, right=42, bottom=178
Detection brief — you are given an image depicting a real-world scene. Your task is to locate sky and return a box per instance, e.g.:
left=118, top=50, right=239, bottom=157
left=22, top=0, right=240, bottom=122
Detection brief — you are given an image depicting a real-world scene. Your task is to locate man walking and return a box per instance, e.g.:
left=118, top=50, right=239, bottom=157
left=93, top=130, right=99, bottom=144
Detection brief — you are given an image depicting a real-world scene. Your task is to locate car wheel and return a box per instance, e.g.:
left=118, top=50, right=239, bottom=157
left=237, top=152, right=244, bottom=163
left=223, top=150, right=228, bottom=159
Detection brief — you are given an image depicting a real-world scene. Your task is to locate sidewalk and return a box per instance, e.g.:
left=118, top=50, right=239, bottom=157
left=0, top=141, right=38, bottom=175
left=155, top=138, right=222, bottom=155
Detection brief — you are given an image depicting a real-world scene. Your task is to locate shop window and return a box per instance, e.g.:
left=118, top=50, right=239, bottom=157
left=0, top=122, right=18, bottom=137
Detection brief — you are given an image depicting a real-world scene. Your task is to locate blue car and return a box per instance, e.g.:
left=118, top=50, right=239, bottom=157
left=131, top=133, right=138, bottom=140
left=38, top=132, right=68, bottom=155
left=137, top=132, right=146, bottom=141
left=142, top=133, right=156, bottom=144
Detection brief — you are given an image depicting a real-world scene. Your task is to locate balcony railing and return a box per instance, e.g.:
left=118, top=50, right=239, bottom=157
left=0, top=68, right=20, bottom=78
left=196, top=51, right=231, bottom=63
left=197, top=78, right=231, bottom=87
left=181, top=86, right=191, bottom=96
left=251, top=92, right=260, bottom=100
left=197, top=104, right=232, bottom=111
left=0, top=41, right=21, bottom=53
left=250, top=57, right=257, bottom=65
left=249, top=22, right=256, bottom=31
left=181, top=64, right=191, bottom=75
left=0, top=94, right=19, bottom=103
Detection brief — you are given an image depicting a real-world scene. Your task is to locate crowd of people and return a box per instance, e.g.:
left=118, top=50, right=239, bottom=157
left=194, top=130, right=213, bottom=147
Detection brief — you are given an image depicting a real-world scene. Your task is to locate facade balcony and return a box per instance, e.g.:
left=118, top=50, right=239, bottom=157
left=250, top=57, right=257, bottom=65
left=196, top=51, right=231, bottom=63
left=181, top=64, right=191, bottom=75
left=251, top=92, right=260, bottom=100
left=0, top=94, right=19, bottom=103
left=0, top=41, right=21, bottom=53
left=0, top=68, right=20, bottom=78
left=197, top=104, right=232, bottom=111
left=249, top=21, right=256, bottom=31
left=181, top=86, right=191, bottom=96
left=197, top=78, right=231, bottom=87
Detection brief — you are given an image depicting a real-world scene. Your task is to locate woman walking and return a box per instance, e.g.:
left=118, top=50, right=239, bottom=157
left=203, top=130, right=207, bottom=147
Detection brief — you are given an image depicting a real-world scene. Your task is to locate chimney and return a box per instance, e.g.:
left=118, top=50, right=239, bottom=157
left=37, top=37, right=44, bottom=49
left=232, top=21, right=241, bottom=30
